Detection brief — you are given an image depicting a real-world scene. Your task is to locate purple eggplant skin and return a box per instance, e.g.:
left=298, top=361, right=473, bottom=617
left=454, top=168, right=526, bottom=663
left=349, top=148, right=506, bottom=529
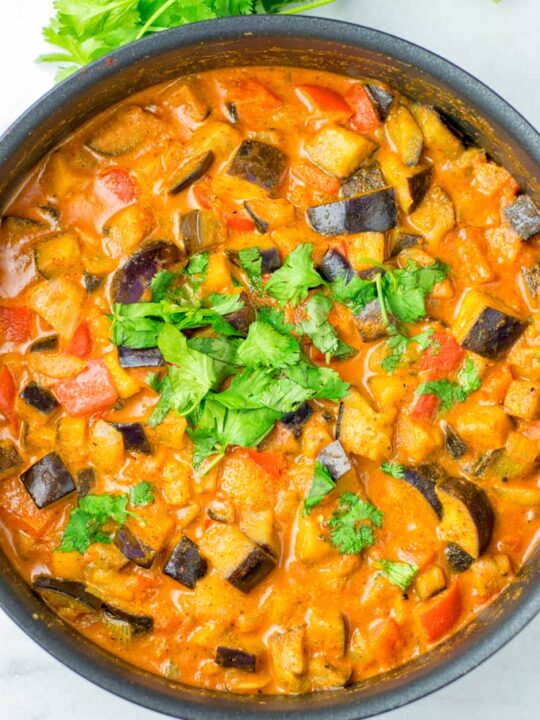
left=335, top=402, right=345, bottom=441
left=473, top=448, right=504, bottom=478
left=522, top=262, right=540, bottom=297
left=307, top=187, right=397, bottom=236
left=113, top=423, right=152, bottom=454
left=228, top=140, right=288, bottom=192
left=437, top=476, right=495, bottom=557
left=216, top=647, right=257, bottom=673
left=389, top=231, right=420, bottom=258
left=461, top=306, right=527, bottom=359
left=163, top=535, right=208, bottom=589
left=33, top=576, right=102, bottom=612
left=102, top=603, right=154, bottom=635
left=0, top=442, right=23, bottom=480
left=317, top=249, right=355, bottom=283
left=243, top=202, right=269, bottom=234
left=224, top=294, right=256, bottom=336
left=445, top=542, right=474, bottom=572
left=118, top=346, right=164, bottom=368
left=281, top=402, right=313, bottom=437
left=226, top=545, right=276, bottom=594
left=20, top=452, right=76, bottom=509
left=83, top=271, right=105, bottom=294
left=259, top=247, right=282, bottom=274
left=358, top=266, right=385, bottom=281
left=169, top=151, right=215, bottom=195
left=181, top=209, right=227, bottom=256
left=504, top=194, right=540, bottom=240
left=402, top=465, right=444, bottom=519
left=340, top=161, right=386, bottom=199
left=226, top=102, right=239, bottom=124
left=355, top=299, right=389, bottom=342
left=407, top=166, right=433, bottom=212
left=114, top=525, right=155, bottom=568
left=30, top=335, right=59, bottom=353
left=365, top=84, right=394, bottom=120
left=111, top=241, right=182, bottom=304
left=76, top=467, right=96, bottom=498
left=441, top=422, right=468, bottom=460
left=20, top=382, right=59, bottom=415
left=317, top=440, right=352, bottom=481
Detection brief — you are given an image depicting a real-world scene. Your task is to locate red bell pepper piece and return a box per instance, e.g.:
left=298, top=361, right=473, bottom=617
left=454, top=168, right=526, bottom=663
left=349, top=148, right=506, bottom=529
left=0, top=366, right=17, bottom=423
left=0, top=306, right=31, bottom=343
left=345, top=84, right=381, bottom=133
left=410, top=392, right=440, bottom=422
left=100, top=168, right=139, bottom=203
left=295, top=85, right=353, bottom=121
left=418, top=330, right=464, bottom=376
left=66, top=322, right=92, bottom=358
left=420, top=582, right=462, bottom=642
left=0, top=476, right=58, bottom=538
left=54, top=359, right=118, bottom=417
left=293, top=161, right=341, bottom=195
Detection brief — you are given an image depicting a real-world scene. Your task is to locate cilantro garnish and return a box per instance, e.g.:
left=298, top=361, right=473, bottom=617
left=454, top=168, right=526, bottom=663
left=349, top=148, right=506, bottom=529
left=376, top=559, right=418, bottom=592
left=383, top=260, right=449, bottom=324
left=129, top=481, right=154, bottom=507
left=237, top=320, right=300, bottom=368
left=381, top=461, right=405, bottom=479
left=300, top=294, right=356, bottom=360
left=58, top=494, right=129, bottom=554
left=416, top=358, right=481, bottom=412
left=151, top=270, right=176, bottom=302
left=238, top=247, right=263, bottom=289
left=265, top=243, right=324, bottom=306
left=304, top=462, right=335, bottom=514
left=328, top=492, right=383, bottom=555
left=382, top=327, right=435, bottom=374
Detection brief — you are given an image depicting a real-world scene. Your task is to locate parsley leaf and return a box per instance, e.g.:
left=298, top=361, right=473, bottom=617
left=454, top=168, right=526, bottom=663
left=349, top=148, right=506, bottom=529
left=328, top=492, right=383, bottom=555
left=416, top=358, right=482, bottom=413
left=300, top=294, right=356, bottom=360
left=381, top=461, right=405, bottom=479
left=237, top=320, right=300, bottom=368
left=129, top=481, right=154, bottom=507
left=376, top=559, right=418, bottom=592
left=265, top=243, right=324, bottom=306
left=58, top=493, right=129, bottom=554
left=304, top=462, right=335, bottom=514
left=238, top=247, right=263, bottom=289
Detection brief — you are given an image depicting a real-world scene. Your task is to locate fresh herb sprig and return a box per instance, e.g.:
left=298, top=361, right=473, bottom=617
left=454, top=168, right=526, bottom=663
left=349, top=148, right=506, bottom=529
left=416, top=358, right=481, bottom=413
left=376, top=559, right=418, bottom=592
left=328, top=492, right=383, bottom=555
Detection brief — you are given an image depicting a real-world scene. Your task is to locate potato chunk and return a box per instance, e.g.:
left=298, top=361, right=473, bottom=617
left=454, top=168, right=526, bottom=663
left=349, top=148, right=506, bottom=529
left=339, top=390, right=392, bottom=462
left=504, top=380, right=540, bottom=420
left=305, top=125, right=376, bottom=179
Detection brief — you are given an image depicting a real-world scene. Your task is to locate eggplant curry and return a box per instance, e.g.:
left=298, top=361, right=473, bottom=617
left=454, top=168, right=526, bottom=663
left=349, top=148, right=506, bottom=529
left=0, top=67, right=539, bottom=695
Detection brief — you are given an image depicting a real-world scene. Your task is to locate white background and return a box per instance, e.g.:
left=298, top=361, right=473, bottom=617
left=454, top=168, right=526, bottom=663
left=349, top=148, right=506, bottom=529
left=0, top=1, right=539, bottom=719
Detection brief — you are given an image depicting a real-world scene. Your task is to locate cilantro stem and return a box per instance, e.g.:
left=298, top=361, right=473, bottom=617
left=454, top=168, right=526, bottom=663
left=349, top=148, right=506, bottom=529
left=375, top=274, right=390, bottom=327
left=135, top=0, right=176, bottom=40
left=279, top=0, right=336, bottom=13
left=197, top=451, right=225, bottom=478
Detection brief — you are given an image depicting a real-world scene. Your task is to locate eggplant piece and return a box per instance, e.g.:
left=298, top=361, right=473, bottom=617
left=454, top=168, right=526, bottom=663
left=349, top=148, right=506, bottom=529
left=405, top=166, right=433, bottom=212
left=436, top=476, right=495, bottom=558
left=355, top=299, right=388, bottom=342
left=307, top=187, right=397, bottom=236
left=76, top=468, right=96, bottom=498
left=317, top=440, right=352, bottom=481
left=21, top=452, right=75, bottom=509
left=401, top=465, right=444, bottom=518
left=522, top=262, right=540, bottom=298
left=389, top=231, right=420, bottom=258
left=102, top=603, right=153, bottom=635
left=335, top=402, right=345, bottom=441
left=228, top=140, right=288, bottom=192
left=29, top=335, right=59, bottom=353
left=386, top=105, right=424, bottom=166
left=340, top=161, right=386, bottom=199
left=458, top=305, right=526, bottom=359
left=113, top=423, right=151, bottom=454
left=358, top=266, right=385, bottom=281
left=365, top=84, right=394, bottom=120
left=83, top=271, right=105, bottom=294
left=163, top=535, right=208, bottom=589
left=169, top=151, right=215, bottom=195
left=224, top=294, right=256, bottom=336
left=244, top=202, right=269, bottom=234
left=441, top=422, right=468, bottom=460
left=445, top=542, right=474, bottom=572
left=216, top=646, right=257, bottom=673
left=112, top=241, right=182, bottom=304
left=229, top=545, right=277, bottom=592
left=473, top=448, right=505, bottom=477
left=207, top=499, right=235, bottom=524
left=504, top=195, right=540, bottom=240
left=114, top=525, right=155, bottom=568
left=317, top=249, right=355, bottom=283
left=0, top=442, right=23, bottom=480
left=181, top=209, right=227, bottom=256
left=20, top=382, right=59, bottom=415
left=118, top=346, right=164, bottom=368
left=225, top=102, right=239, bottom=124
left=86, top=106, right=162, bottom=157
left=281, top=402, right=313, bottom=437
left=259, top=248, right=282, bottom=274
left=33, top=576, right=102, bottom=612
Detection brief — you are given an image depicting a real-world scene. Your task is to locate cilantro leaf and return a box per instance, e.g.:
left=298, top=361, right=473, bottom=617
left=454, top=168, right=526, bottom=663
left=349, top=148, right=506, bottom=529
left=330, top=273, right=377, bottom=315
left=328, top=492, right=383, bottom=555
left=265, top=243, right=324, bottom=306
left=151, top=269, right=177, bottom=301
left=382, top=260, right=449, bottom=324
left=381, top=327, right=436, bottom=374
left=381, top=461, right=405, bottom=479
left=457, top=358, right=482, bottom=395
left=238, top=247, right=263, bottom=289
left=376, top=559, right=418, bottom=592
left=415, top=358, right=481, bottom=413
left=300, top=294, right=356, bottom=359
left=129, top=481, right=154, bottom=507
left=288, top=361, right=349, bottom=402
left=237, top=320, right=300, bottom=368
left=257, top=306, right=295, bottom=335
left=58, top=493, right=129, bottom=554
left=304, top=462, right=335, bottom=514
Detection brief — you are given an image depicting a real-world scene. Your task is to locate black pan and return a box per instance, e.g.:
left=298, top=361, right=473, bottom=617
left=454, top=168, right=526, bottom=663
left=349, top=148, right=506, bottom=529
left=0, top=15, right=539, bottom=720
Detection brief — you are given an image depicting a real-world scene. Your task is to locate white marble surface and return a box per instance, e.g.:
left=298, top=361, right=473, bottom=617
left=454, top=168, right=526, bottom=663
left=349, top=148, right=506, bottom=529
left=0, top=1, right=539, bottom=718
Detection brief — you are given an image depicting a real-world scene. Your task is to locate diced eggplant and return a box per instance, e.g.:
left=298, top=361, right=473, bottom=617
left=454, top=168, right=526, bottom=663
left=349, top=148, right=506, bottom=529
left=335, top=402, right=345, bottom=440
left=317, top=440, right=352, bottom=481
left=224, top=294, right=256, bottom=336
left=307, top=188, right=397, bottom=236
left=411, top=105, right=465, bottom=159
left=358, top=266, right=385, bottom=281
left=118, top=346, right=164, bottom=368
left=111, top=241, right=182, bottom=304
left=340, top=161, right=386, bottom=199
left=504, top=195, right=540, bottom=240
left=445, top=542, right=474, bottom=572
left=30, top=335, right=59, bottom=353
left=102, top=603, right=153, bottom=635
left=225, top=102, right=239, bottom=124
left=222, top=547, right=276, bottom=594
left=389, top=231, right=420, bottom=258
left=207, top=499, right=235, bottom=524
left=20, top=452, right=75, bottom=509
left=20, top=382, right=59, bottom=415
left=228, top=140, right=288, bottom=192
left=169, top=151, right=215, bottom=195
left=436, top=476, right=495, bottom=558
left=87, top=106, right=162, bottom=157
left=113, top=423, right=151, bottom=454
left=306, top=125, right=376, bottom=179
left=317, top=249, right=355, bottom=283
left=83, top=271, right=105, bottom=294
left=473, top=448, right=504, bottom=477
left=365, top=84, right=394, bottom=120
left=281, top=402, right=313, bottom=437
left=114, top=525, right=155, bottom=568
left=259, top=248, right=282, bottom=274
left=244, top=202, right=269, bottom=234
left=76, top=467, right=96, bottom=498
left=355, top=299, right=388, bottom=342
left=441, top=422, right=468, bottom=460
left=385, top=105, right=424, bottom=166
left=181, top=209, right=227, bottom=256
left=0, top=442, right=23, bottom=480
left=522, top=262, right=540, bottom=298
left=401, top=465, right=444, bottom=518
left=163, top=535, right=208, bottom=589
left=405, top=166, right=433, bottom=212
left=216, top=646, right=257, bottom=673
left=35, top=232, right=82, bottom=279
left=33, top=576, right=102, bottom=612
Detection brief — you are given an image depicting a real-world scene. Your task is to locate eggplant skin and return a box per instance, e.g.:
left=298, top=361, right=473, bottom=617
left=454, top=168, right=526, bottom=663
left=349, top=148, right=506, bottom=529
left=317, top=440, right=352, bottom=481
left=33, top=576, right=102, bottom=612
left=114, top=525, right=155, bottom=568
left=113, top=423, right=152, bottom=454
left=20, top=382, right=59, bottom=415
left=169, top=151, right=214, bottom=195
left=30, top=335, right=59, bottom=353
left=228, top=140, right=288, bottom=192
left=473, top=449, right=504, bottom=477
left=462, top=306, right=526, bottom=359
left=445, top=542, right=474, bottom=572
left=243, top=202, right=269, bottom=234
left=0, top=442, right=23, bottom=480
left=355, top=299, right=388, bottom=342
left=102, top=603, right=154, bottom=635
left=407, top=166, right=433, bottom=212
left=224, top=302, right=256, bottom=336
left=389, top=231, right=420, bottom=258
left=83, top=271, right=105, bottom=294
left=317, top=249, right=355, bottom=283
left=441, top=422, right=468, bottom=460
left=111, top=241, right=182, bottom=304
left=118, top=346, right=164, bottom=368
left=365, top=84, right=394, bottom=120
left=216, top=646, right=257, bottom=673
left=522, top=262, right=540, bottom=297
left=259, top=248, right=282, bottom=274
left=163, top=535, right=208, bottom=589
left=402, top=465, right=444, bottom=519
left=281, top=402, right=313, bottom=437
left=437, top=476, right=495, bottom=557
left=504, top=195, right=540, bottom=241
left=226, top=545, right=277, bottom=594
left=307, top=188, right=397, bottom=236
left=76, top=467, right=96, bottom=498
left=340, top=161, right=386, bottom=199
left=20, top=452, right=75, bottom=509
left=335, top=402, right=345, bottom=440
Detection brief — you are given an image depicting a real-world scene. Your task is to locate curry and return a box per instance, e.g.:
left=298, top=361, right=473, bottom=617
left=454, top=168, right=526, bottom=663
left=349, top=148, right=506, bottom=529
left=0, top=66, right=539, bottom=695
